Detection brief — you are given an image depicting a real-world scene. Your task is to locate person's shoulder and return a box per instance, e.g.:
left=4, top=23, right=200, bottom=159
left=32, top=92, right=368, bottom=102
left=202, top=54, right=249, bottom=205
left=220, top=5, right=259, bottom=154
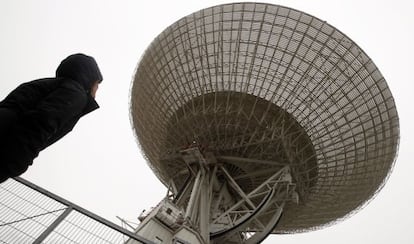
left=27, top=77, right=82, bottom=89
left=26, top=78, right=87, bottom=97
left=19, top=77, right=63, bottom=89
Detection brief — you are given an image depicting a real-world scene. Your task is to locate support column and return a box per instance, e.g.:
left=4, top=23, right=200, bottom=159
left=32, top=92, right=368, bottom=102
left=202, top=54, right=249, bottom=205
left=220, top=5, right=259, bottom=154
left=199, top=169, right=210, bottom=244
left=185, top=170, right=202, bottom=220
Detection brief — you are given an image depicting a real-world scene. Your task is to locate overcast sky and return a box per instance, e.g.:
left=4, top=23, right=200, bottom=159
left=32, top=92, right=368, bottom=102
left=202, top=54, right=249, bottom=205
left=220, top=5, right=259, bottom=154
left=0, top=0, right=413, bottom=243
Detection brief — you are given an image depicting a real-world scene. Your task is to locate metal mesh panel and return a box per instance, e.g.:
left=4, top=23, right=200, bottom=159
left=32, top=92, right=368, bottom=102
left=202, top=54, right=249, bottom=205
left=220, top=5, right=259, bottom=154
left=0, top=179, right=66, bottom=243
left=130, top=2, right=399, bottom=233
left=0, top=178, right=150, bottom=244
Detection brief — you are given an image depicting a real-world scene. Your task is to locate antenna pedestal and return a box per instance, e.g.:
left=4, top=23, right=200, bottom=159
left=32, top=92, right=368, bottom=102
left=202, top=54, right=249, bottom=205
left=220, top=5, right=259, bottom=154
left=129, top=147, right=297, bottom=243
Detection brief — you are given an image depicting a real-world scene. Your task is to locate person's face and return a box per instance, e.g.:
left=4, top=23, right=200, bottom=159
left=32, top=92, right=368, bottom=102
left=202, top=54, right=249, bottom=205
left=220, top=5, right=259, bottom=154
left=90, top=81, right=100, bottom=98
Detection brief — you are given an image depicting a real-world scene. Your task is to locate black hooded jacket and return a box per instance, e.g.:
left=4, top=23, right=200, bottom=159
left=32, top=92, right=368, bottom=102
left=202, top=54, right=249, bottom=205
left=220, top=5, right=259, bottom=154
left=0, top=54, right=103, bottom=177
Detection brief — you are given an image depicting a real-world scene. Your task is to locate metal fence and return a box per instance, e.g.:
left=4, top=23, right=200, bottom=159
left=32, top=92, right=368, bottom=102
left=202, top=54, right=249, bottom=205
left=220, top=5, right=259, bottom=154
left=0, top=177, right=153, bottom=244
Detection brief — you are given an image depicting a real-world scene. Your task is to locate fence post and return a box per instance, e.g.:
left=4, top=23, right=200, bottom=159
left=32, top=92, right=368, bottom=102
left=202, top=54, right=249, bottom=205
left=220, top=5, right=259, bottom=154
left=33, top=206, right=73, bottom=244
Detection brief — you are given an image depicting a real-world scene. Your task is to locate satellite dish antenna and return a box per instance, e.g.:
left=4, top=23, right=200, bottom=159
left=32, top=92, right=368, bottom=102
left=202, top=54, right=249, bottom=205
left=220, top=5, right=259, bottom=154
left=129, top=2, right=399, bottom=243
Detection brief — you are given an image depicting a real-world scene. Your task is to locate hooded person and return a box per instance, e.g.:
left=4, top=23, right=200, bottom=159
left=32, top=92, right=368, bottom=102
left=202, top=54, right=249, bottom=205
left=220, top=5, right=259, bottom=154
left=0, top=53, right=103, bottom=183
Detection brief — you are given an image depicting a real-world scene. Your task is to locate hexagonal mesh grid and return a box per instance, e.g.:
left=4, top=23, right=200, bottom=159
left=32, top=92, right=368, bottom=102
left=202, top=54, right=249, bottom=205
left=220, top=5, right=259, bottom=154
left=130, top=2, right=399, bottom=233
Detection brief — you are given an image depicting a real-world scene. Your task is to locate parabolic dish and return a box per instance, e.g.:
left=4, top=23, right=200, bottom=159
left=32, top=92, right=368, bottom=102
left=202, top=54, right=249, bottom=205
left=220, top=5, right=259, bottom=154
left=130, top=2, right=399, bottom=233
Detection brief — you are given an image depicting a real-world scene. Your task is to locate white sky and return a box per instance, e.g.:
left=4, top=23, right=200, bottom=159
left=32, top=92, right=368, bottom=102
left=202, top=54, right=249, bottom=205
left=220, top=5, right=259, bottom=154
left=0, top=0, right=413, bottom=243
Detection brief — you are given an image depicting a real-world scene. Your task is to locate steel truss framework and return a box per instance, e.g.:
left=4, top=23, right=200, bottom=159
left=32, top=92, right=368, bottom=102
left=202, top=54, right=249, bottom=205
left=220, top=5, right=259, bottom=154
left=170, top=147, right=296, bottom=243
left=130, top=2, right=399, bottom=233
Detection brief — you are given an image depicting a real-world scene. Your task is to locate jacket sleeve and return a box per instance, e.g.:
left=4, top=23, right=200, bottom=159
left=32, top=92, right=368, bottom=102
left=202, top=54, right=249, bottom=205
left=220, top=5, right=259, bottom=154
left=8, top=81, right=88, bottom=162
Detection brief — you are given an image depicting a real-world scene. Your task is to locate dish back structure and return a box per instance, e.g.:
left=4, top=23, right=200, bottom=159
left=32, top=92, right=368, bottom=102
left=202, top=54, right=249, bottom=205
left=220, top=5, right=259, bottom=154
left=130, top=2, right=399, bottom=233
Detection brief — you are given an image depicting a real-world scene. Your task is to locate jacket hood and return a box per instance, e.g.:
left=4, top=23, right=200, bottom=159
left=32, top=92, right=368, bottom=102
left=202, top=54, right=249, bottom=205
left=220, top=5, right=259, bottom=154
left=56, top=53, right=103, bottom=92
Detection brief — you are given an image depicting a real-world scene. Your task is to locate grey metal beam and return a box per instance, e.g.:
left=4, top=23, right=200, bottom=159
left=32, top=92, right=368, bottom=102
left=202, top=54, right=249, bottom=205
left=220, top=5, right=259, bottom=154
left=217, top=155, right=286, bottom=166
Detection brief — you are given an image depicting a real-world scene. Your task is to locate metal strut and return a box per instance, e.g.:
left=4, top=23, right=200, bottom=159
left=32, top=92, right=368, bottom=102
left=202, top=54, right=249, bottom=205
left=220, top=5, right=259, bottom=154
left=209, top=166, right=296, bottom=243
left=210, top=187, right=275, bottom=239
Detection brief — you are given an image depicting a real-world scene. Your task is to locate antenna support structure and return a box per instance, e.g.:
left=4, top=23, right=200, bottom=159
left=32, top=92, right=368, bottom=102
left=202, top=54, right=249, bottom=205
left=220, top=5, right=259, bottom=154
left=128, top=146, right=297, bottom=244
